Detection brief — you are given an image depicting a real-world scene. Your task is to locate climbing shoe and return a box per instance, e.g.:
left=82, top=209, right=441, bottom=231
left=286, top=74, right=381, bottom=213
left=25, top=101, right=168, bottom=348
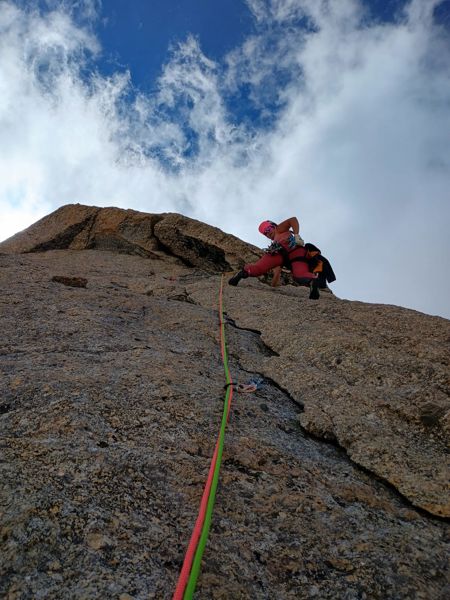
left=228, top=270, right=248, bottom=286
left=309, top=277, right=320, bottom=300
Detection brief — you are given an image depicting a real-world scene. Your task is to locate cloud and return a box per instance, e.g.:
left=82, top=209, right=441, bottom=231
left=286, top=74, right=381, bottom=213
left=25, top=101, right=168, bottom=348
left=0, top=0, right=449, bottom=319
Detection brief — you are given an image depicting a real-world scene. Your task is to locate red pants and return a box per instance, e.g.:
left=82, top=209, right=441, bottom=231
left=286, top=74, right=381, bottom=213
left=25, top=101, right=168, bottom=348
left=244, top=247, right=316, bottom=282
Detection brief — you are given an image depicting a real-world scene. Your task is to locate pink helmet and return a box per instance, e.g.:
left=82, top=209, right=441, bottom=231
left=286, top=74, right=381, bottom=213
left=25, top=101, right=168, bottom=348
left=258, top=220, right=277, bottom=236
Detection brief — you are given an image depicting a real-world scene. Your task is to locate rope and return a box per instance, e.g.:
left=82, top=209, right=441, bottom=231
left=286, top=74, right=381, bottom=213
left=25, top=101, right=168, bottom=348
left=172, top=275, right=233, bottom=600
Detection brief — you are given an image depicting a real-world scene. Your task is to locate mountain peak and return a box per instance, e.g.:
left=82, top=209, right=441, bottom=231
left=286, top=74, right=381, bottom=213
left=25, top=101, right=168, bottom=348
left=0, top=203, right=261, bottom=272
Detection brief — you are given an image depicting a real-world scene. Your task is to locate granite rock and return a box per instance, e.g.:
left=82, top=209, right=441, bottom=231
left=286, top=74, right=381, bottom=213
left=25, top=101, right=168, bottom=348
left=0, top=205, right=449, bottom=599
left=195, top=281, right=450, bottom=518
left=0, top=204, right=261, bottom=271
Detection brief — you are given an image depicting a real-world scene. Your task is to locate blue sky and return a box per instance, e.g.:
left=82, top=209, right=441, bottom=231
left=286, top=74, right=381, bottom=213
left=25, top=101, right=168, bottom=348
left=97, top=1, right=449, bottom=88
left=1, top=0, right=450, bottom=319
left=90, top=0, right=446, bottom=133
left=97, top=1, right=256, bottom=88
left=95, top=1, right=448, bottom=91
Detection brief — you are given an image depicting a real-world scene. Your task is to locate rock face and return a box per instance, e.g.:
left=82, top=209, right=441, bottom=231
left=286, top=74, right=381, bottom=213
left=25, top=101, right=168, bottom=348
left=0, top=203, right=261, bottom=270
left=0, top=204, right=449, bottom=600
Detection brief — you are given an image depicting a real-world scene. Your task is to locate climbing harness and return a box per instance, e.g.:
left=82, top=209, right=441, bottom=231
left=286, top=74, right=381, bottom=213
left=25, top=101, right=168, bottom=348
left=172, top=275, right=234, bottom=600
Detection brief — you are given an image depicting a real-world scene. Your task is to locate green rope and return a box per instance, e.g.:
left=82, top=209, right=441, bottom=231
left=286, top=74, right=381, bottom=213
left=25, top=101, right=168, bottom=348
left=183, top=278, right=232, bottom=598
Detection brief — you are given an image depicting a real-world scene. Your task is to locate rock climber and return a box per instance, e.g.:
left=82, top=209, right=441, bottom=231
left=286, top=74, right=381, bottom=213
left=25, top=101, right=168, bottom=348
left=228, top=217, right=335, bottom=299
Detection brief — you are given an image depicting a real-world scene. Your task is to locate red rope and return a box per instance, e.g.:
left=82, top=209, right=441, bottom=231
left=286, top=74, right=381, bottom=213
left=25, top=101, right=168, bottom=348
left=172, top=276, right=233, bottom=599
left=172, top=442, right=220, bottom=599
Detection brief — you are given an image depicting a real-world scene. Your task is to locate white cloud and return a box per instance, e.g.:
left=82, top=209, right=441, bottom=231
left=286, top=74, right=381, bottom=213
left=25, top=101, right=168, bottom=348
left=155, top=35, right=245, bottom=164
left=0, top=0, right=449, bottom=319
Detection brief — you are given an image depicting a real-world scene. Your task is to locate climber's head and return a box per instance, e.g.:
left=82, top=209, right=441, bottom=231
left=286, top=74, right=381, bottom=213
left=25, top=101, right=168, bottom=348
left=258, top=220, right=277, bottom=239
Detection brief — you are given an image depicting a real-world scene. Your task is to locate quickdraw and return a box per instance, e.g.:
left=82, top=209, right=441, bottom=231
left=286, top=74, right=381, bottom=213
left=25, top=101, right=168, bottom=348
left=224, top=377, right=265, bottom=393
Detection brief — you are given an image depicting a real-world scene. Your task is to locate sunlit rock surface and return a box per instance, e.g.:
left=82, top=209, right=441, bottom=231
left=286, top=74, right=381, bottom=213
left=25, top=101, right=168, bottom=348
left=1, top=205, right=448, bottom=599
left=0, top=203, right=261, bottom=270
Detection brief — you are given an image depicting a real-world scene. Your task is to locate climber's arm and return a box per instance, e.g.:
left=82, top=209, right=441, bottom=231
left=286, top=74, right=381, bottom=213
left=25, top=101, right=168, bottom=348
left=276, top=217, right=299, bottom=235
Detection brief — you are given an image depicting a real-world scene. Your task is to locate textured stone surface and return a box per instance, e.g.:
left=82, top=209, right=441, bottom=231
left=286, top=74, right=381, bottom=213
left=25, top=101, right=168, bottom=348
left=0, top=205, right=449, bottom=599
left=0, top=204, right=261, bottom=271
left=189, top=281, right=450, bottom=518
left=51, top=276, right=88, bottom=288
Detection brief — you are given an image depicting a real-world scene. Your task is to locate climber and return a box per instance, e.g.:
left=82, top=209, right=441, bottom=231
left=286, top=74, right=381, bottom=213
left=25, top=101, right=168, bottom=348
left=228, top=217, right=335, bottom=299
